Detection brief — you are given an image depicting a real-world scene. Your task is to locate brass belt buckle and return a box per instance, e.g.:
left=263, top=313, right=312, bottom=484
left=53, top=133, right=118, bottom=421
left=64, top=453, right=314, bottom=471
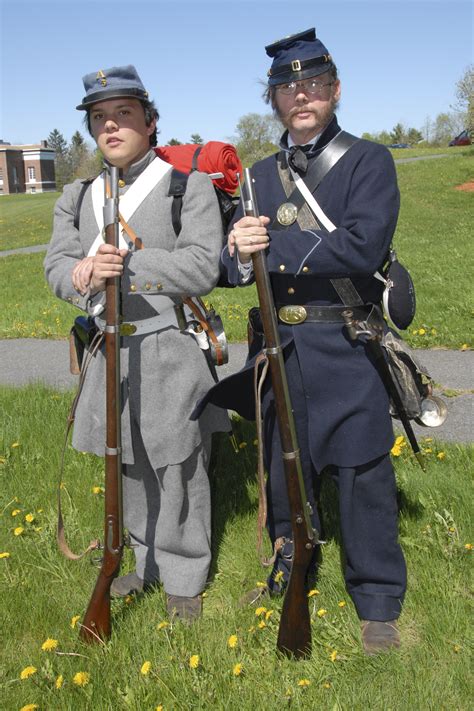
left=120, top=323, right=137, bottom=336
left=278, top=305, right=307, bottom=324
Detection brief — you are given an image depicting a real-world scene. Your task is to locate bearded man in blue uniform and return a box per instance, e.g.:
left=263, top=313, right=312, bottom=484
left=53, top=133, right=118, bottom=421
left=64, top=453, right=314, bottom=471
left=198, top=28, right=406, bottom=654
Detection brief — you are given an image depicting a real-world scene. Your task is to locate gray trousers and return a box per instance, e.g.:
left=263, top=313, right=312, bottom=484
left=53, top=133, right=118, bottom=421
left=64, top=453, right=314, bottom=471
left=122, top=422, right=212, bottom=597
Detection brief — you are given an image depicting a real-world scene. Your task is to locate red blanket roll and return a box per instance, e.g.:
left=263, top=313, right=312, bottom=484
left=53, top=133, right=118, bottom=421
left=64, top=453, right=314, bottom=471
left=155, top=141, right=242, bottom=194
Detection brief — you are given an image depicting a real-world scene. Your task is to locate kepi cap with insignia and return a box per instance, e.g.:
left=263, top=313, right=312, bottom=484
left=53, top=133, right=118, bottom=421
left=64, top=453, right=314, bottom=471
left=76, top=64, right=149, bottom=110
left=266, top=28, right=334, bottom=86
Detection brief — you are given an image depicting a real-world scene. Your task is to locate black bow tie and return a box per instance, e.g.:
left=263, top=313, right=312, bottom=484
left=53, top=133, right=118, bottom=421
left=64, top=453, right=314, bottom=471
left=287, top=144, right=316, bottom=174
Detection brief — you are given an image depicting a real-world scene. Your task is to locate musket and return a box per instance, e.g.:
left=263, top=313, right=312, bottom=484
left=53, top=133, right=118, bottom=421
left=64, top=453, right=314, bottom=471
left=241, top=168, right=317, bottom=659
left=342, top=309, right=425, bottom=471
left=79, top=165, right=124, bottom=642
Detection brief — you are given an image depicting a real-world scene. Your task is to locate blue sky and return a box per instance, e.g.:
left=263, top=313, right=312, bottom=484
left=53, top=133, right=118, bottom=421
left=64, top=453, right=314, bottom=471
left=1, top=0, right=472, bottom=146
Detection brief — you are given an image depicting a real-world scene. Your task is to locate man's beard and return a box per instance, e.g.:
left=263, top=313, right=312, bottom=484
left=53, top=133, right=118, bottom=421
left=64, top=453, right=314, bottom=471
left=279, top=96, right=339, bottom=135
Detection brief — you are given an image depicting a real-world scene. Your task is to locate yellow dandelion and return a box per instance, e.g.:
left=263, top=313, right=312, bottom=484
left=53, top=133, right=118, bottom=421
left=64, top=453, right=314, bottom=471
left=437, top=452, right=446, bottom=460
left=395, top=435, right=405, bottom=445
left=155, top=706, right=164, bottom=711
left=70, top=615, right=80, bottom=629
left=297, top=678, right=311, bottom=687
left=189, top=654, right=200, bottom=669
left=11, top=509, right=21, bottom=516
left=257, top=620, right=266, bottom=629
left=253, top=439, right=258, bottom=445
left=238, top=441, right=248, bottom=449
left=390, top=444, right=402, bottom=457
left=248, top=626, right=255, bottom=633
left=464, top=543, right=473, bottom=551
left=20, top=666, right=37, bottom=680
left=124, top=595, right=133, bottom=604
left=423, top=437, right=433, bottom=442
left=265, top=609, right=274, bottom=620
left=418, top=328, right=426, bottom=336
left=73, top=671, right=90, bottom=687
left=448, top=526, right=456, bottom=533
left=140, top=661, right=151, bottom=675
left=233, top=662, right=243, bottom=676
left=227, top=634, right=238, bottom=648
left=338, top=601, right=346, bottom=608
left=256, top=581, right=267, bottom=588
left=307, top=588, right=320, bottom=597
left=91, top=486, right=104, bottom=494
left=453, top=644, right=461, bottom=653
left=273, top=570, right=284, bottom=584
left=330, top=650, right=338, bottom=662
left=14, top=526, right=24, bottom=536
left=157, top=621, right=169, bottom=630
left=0, top=552, right=10, bottom=559
left=41, top=637, right=58, bottom=652
left=323, top=682, right=331, bottom=689
left=255, top=606, right=267, bottom=616
left=25, top=513, right=35, bottom=523
left=460, top=344, right=469, bottom=351
left=431, top=328, right=437, bottom=335
left=55, top=674, right=64, bottom=689
left=11, top=442, right=20, bottom=448
left=20, top=705, right=39, bottom=711
left=317, top=608, right=327, bottom=617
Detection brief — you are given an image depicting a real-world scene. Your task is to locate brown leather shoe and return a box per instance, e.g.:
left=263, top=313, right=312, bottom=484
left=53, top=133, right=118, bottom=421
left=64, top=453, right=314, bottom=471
left=110, top=572, right=144, bottom=598
left=361, top=620, right=400, bottom=655
left=166, top=594, right=202, bottom=623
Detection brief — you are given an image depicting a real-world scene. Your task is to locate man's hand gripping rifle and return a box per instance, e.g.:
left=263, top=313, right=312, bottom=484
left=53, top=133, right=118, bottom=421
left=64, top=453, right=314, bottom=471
left=242, top=168, right=318, bottom=659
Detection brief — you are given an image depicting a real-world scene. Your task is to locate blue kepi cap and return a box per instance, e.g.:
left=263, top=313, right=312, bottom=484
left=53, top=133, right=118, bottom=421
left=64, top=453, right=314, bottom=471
left=266, top=28, right=334, bottom=86
left=76, top=65, right=149, bottom=110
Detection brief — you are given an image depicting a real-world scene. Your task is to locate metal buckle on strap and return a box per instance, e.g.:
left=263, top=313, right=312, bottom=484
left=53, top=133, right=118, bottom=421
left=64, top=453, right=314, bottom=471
left=278, top=305, right=307, bottom=324
left=120, top=323, right=137, bottom=336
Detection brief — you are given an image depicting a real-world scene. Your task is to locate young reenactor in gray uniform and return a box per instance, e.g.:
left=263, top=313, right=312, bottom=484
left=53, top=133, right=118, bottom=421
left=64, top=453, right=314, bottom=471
left=45, top=65, right=229, bottom=621
left=199, top=29, right=406, bottom=653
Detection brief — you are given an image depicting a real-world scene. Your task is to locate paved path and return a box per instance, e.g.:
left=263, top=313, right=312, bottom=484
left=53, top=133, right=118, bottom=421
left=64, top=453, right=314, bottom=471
left=0, top=339, right=471, bottom=444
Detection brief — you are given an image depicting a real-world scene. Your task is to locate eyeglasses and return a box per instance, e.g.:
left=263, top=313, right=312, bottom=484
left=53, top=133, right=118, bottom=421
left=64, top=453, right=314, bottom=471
left=275, top=79, right=334, bottom=96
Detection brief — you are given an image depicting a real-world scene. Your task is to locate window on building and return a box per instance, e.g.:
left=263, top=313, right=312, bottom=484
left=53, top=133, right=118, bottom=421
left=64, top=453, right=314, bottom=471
left=28, top=166, right=36, bottom=181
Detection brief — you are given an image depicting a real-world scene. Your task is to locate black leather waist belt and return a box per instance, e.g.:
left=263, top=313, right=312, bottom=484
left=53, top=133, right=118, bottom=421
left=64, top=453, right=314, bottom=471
left=277, top=304, right=372, bottom=325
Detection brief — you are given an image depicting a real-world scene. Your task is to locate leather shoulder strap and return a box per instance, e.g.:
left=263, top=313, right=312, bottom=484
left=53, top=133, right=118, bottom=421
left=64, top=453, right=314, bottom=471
left=73, top=178, right=94, bottom=231
left=168, top=168, right=189, bottom=236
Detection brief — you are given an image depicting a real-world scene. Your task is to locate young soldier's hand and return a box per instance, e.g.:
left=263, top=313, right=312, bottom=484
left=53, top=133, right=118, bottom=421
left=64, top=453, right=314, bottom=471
left=228, top=216, right=270, bottom=264
left=89, top=244, right=129, bottom=294
left=72, top=257, right=95, bottom=295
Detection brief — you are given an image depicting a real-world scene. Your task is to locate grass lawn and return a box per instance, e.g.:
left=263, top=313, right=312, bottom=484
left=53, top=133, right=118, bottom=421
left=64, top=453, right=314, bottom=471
left=0, top=150, right=472, bottom=348
left=0, top=384, right=472, bottom=710
left=0, top=192, right=60, bottom=250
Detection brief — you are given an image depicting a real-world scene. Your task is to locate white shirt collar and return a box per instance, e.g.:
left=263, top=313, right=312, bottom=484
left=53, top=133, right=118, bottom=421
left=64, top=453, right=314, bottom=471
left=287, top=131, right=322, bottom=149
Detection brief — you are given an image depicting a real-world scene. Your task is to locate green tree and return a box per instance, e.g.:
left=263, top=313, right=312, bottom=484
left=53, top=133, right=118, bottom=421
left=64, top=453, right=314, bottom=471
left=190, top=133, right=204, bottom=144
left=48, top=128, right=71, bottom=190
left=453, top=64, right=473, bottom=131
left=232, top=113, right=280, bottom=166
left=390, top=123, right=408, bottom=144
left=407, top=127, right=423, bottom=144
left=70, top=131, right=87, bottom=176
left=167, top=138, right=182, bottom=145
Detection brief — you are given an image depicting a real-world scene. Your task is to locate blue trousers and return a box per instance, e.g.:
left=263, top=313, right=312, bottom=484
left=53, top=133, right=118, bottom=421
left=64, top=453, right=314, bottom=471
left=263, top=351, right=407, bottom=622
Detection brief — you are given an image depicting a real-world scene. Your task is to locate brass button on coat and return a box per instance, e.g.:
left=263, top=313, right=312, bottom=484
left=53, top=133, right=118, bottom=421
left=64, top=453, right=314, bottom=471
left=279, top=265, right=286, bottom=272
left=302, top=266, right=309, bottom=273
left=156, top=283, right=163, bottom=291
left=287, top=287, right=295, bottom=295
left=145, top=282, right=151, bottom=290
left=130, top=284, right=137, bottom=292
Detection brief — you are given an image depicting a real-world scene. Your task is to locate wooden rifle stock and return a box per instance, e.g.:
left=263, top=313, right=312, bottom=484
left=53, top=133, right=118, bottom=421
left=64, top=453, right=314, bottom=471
left=242, top=169, right=316, bottom=659
left=80, top=166, right=124, bottom=642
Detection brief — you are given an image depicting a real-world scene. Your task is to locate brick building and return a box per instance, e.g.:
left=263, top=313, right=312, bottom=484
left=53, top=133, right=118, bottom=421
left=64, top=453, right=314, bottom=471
left=0, top=140, right=56, bottom=194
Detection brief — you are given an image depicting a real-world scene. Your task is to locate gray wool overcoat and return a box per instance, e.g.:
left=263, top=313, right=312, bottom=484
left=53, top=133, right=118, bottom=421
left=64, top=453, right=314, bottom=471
left=45, top=151, right=229, bottom=469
